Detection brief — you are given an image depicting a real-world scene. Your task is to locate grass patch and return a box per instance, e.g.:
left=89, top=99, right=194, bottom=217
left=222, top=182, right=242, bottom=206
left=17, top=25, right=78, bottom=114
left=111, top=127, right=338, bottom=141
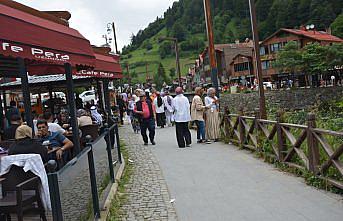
left=107, top=141, right=134, bottom=221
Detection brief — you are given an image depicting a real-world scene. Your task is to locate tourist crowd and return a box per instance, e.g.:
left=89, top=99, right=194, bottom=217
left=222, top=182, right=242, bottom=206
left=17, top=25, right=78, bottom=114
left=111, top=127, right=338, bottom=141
left=118, top=86, right=221, bottom=148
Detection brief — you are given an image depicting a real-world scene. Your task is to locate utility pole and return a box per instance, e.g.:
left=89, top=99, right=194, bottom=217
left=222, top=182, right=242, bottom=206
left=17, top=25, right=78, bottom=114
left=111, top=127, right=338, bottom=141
left=158, top=37, right=182, bottom=87
left=175, top=39, right=182, bottom=87
left=203, top=0, right=219, bottom=97
left=248, top=0, right=267, bottom=119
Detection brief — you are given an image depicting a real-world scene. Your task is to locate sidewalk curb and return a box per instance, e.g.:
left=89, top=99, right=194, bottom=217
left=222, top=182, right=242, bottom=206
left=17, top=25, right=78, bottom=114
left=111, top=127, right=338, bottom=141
left=99, top=154, right=125, bottom=221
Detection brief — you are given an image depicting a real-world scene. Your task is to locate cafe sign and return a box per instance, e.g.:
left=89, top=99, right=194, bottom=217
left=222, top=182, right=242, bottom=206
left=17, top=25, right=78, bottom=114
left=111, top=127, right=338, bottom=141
left=1, top=41, right=70, bottom=63
left=76, top=70, right=118, bottom=79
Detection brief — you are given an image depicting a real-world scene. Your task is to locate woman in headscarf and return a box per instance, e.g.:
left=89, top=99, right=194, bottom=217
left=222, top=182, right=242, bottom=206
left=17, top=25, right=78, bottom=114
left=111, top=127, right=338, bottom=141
left=90, top=106, right=103, bottom=126
left=153, top=91, right=166, bottom=128
left=77, top=109, right=93, bottom=127
left=204, top=88, right=220, bottom=143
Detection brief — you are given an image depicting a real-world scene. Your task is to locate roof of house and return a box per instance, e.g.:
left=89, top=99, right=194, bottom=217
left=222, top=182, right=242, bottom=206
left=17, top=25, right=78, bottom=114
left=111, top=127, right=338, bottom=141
left=263, top=28, right=343, bottom=43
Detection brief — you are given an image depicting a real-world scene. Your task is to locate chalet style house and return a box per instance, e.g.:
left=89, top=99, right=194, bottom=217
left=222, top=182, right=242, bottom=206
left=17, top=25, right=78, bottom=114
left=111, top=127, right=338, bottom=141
left=260, top=27, right=343, bottom=86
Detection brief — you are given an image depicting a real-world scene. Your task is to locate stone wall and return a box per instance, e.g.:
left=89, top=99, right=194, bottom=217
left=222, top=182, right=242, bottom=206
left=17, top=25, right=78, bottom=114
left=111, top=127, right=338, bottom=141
left=220, top=86, right=343, bottom=114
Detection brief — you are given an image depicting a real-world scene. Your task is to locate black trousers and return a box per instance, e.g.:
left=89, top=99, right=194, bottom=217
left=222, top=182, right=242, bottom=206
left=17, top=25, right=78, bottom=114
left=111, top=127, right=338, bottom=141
left=175, top=122, right=191, bottom=147
left=140, top=118, right=155, bottom=143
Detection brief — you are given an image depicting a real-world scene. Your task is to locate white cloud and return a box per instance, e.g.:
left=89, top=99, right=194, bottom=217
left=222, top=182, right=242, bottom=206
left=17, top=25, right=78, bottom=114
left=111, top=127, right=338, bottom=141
left=16, top=0, right=177, bottom=51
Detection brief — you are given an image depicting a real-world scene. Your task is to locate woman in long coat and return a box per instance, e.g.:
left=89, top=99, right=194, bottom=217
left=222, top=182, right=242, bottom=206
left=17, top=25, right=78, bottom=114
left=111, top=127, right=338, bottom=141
left=204, top=88, right=220, bottom=142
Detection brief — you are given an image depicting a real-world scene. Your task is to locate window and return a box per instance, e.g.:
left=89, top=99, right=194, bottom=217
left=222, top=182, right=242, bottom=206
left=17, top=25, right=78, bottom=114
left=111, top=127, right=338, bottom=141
left=270, top=43, right=282, bottom=52
left=262, top=61, right=270, bottom=70
left=234, top=62, right=252, bottom=72
left=260, top=47, right=265, bottom=55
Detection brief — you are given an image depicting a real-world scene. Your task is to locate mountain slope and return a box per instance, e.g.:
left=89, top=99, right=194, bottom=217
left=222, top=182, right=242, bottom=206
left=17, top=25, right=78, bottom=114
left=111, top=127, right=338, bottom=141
left=120, top=0, right=343, bottom=84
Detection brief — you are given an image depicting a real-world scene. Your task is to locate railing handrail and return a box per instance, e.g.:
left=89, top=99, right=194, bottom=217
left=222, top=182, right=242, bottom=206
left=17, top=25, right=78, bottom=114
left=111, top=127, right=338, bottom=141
left=222, top=110, right=343, bottom=190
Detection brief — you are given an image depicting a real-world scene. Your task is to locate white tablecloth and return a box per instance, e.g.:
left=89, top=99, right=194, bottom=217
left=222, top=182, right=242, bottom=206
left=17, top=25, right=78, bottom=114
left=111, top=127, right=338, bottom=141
left=0, top=154, right=51, bottom=210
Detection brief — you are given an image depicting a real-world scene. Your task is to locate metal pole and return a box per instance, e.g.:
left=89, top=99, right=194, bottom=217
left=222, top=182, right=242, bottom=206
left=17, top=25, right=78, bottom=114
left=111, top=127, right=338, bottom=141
left=105, top=125, right=115, bottom=183
left=248, top=0, right=267, bottom=119
left=65, top=63, right=81, bottom=154
left=96, top=80, right=105, bottom=113
left=103, top=79, right=112, bottom=118
left=111, top=22, right=119, bottom=54
left=0, top=91, right=3, bottom=131
left=86, top=144, right=100, bottom=219
left=18, top=58, right=33, bottom=129
left=47, top=161, right=63, bottom=221
left=114, top=123, right=122, bottom=164
left=175, top=39, right=182, bottom=87
left=203, top=0, right=219, bottom=97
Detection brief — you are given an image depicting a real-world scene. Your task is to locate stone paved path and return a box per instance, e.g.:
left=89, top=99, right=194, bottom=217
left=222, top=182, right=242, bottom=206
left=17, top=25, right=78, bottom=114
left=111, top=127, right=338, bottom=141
left=118, top=125, right=178, bottom=221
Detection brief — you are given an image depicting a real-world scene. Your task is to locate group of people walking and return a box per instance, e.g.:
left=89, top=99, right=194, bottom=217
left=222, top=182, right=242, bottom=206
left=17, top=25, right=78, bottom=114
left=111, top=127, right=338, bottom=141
left=126, top=86, right=220, bottom=148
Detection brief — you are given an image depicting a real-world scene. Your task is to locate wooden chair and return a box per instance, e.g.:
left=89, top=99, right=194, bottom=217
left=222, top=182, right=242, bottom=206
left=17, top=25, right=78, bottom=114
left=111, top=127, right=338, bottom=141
left=0, top=140, right=16, bottom=150
left=0, top=166, right=47, bottom=221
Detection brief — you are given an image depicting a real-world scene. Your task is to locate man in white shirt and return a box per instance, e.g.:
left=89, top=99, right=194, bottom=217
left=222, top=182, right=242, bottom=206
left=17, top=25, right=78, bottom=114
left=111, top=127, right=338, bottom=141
left=172, top=87, right=191, bottom=148
left=43, top=112, right=66, bottom=135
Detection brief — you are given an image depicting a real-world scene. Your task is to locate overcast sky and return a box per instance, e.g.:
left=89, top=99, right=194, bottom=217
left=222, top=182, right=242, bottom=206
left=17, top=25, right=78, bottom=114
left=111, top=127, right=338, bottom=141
left=17, top=0, right=177, bottom=51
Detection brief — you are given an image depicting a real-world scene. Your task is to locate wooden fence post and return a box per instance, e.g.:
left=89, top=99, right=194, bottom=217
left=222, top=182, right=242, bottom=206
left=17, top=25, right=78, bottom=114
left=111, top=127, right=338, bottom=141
left=255, top=108, right=261, bottom=151
left=307, top=113, right=319, bottom=174
left=276, top=110, right=286, bottom=161
left=238, top=106, right=245, bottom=147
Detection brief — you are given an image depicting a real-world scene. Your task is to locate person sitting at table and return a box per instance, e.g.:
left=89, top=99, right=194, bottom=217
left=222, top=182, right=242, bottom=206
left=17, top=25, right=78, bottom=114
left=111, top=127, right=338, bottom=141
left=90, top=106, right=103, bottom=126
left=43, top=112, right=66, bottom=135
left=56, top=109, right=70, bottom=129
left=36, top=120, right=73, bottom=161
left=77, top=109, right=93, bottom=127
left=2, top=114, right=22, bottom=140
left=8, top=125, right=48, bottom=163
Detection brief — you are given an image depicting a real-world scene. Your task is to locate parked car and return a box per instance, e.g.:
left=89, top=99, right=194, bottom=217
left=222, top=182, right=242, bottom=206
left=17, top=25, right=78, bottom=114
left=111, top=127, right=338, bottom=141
left=263, top=82, right=273, bottom=90
left=79, top=90, right=96, bottom=103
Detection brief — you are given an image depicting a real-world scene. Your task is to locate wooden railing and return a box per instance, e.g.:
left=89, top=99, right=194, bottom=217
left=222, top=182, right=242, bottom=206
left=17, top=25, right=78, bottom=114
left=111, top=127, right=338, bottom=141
left=221, top=107, right=343, bottom=190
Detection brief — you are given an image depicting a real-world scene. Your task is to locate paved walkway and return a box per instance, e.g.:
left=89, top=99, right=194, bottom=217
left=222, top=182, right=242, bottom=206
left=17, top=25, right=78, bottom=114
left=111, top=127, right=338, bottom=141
left=119, top=125, right=343, bottom=221
left=117, top=126, right=178, bottom=221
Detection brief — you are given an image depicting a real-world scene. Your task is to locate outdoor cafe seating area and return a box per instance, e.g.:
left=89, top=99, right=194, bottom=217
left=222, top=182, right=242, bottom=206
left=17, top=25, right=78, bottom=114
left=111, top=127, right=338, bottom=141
left=0, top=1, right=122, bottom=220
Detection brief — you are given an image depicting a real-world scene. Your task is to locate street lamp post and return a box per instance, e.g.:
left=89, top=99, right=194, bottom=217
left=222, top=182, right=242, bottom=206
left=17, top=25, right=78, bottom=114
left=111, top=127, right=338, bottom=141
left=203, top=0, right=220, bottom=97
left=159, top=37, right=182, bottom=87
left=106, top=22, right=119, bottom=54
left=248, top=0, right=267, bottom=119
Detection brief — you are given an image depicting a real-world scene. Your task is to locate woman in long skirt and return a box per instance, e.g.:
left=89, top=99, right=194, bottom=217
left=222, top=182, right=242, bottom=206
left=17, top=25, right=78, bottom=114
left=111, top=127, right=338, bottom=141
left=153, top=92, right=166, bottom=128
left=204, top=88, right=220, bottom=143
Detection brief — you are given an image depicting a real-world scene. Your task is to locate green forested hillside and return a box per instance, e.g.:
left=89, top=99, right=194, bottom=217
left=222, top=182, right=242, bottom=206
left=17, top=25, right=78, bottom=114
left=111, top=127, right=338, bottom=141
left=121, top=0, right=343, bottom=84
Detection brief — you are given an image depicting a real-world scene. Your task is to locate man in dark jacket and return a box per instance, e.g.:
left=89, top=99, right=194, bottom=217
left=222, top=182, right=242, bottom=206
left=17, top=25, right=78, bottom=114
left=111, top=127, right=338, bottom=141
left=8, top=125, right=48, bottom=163
left=2, top=114, right=22, bottom=140
left=134, top=90, right=156, bottom=145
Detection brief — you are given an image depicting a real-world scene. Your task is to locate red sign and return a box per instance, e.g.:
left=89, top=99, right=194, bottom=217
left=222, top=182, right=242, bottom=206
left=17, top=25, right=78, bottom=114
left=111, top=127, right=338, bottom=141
left=1, top=40, right=71, bottom=63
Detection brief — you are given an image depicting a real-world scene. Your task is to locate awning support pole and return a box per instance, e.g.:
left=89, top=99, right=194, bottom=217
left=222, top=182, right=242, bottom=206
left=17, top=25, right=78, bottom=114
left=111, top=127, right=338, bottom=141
left=0, top=90, right=4, bottom=131
left=18, top=58, right=33, bottom=130
left=103, top=79, right=111, bottom=117
left=2, top=91, right=7, bottom=127
left=96, top=80, right=105, bottom=114
left=48, top=85, right=54, bottom=114
left=65, top=63, right=81, bottom=154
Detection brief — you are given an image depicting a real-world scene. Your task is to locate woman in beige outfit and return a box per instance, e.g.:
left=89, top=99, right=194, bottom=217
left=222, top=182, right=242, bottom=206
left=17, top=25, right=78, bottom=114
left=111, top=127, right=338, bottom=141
left=204, top=88, right=220, bottom=142
left=191, top=87, right=207, bottom=143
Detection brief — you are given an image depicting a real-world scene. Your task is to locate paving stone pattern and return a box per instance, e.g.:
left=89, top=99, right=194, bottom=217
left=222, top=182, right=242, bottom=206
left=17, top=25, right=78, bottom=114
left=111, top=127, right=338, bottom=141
left=117, top=125, right=178, bottom=221
left=58, top=138, right=118, bottom=221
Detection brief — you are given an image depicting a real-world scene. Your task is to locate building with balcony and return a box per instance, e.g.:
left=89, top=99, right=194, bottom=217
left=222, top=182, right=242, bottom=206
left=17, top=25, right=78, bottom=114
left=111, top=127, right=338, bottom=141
left=260, top=27, right=343, bottom=87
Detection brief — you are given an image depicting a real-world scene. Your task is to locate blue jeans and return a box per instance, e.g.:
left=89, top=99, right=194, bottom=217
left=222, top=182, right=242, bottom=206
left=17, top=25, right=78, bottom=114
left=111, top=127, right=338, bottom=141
left=195, top=120, right=205, bottom=140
